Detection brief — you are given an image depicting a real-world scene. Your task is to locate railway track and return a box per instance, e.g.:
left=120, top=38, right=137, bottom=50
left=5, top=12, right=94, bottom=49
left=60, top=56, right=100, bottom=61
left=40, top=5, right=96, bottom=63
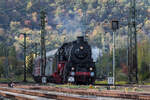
left=0, top=87, right=92, bottom=100
left=0, top=86, right=133, bottom=100
left=0, top=83, right=150, bottom=100
left=17, top=85, right=150, bottom=100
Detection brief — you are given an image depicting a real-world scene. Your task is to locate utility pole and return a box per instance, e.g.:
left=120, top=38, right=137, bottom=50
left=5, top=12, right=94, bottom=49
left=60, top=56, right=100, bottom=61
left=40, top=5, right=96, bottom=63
left=21, top=33, right=27, bottom=82
left=4, top=41, right=9, bottom=78
left=40, top=10, right=47, bottom=83
left=128, top=0, right=138, bottom=83
left=82, top=1, right=88, bottom=38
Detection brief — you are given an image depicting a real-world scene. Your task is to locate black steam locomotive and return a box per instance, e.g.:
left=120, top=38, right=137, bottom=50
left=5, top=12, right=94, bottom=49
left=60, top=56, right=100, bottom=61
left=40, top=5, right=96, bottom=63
left=33, top=36, right=96, bottom=84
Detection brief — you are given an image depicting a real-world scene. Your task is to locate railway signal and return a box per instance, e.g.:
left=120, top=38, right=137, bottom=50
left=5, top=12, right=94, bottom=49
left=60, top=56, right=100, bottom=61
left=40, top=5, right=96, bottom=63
left=111, top=20, right=119, bottom=86
left=19, top=33, right=31, bottom=82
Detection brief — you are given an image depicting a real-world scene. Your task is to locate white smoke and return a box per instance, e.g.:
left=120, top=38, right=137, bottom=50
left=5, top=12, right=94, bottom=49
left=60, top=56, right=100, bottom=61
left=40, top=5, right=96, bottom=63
left=91, top=46, right=102, bottom=62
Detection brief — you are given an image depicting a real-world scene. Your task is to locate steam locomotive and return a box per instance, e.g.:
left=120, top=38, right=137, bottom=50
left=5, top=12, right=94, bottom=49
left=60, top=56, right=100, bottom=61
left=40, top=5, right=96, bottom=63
left=32, top=36, right=96, bottom=84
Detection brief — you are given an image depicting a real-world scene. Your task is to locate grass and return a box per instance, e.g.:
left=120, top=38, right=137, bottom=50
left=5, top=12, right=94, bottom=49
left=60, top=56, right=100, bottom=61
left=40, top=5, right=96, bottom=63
left=0, top=78, right=10, bottom=82
left=95, top=80, right=129, bottom=85
left=143, top=83, right=150, bottom=85
left=0, top=74, right=34, bottom=83
left=115, top=81, right=128, bottom=85
left=54, top=84, right=90, bottom=89
left=95, top=80, right=107, bottom=84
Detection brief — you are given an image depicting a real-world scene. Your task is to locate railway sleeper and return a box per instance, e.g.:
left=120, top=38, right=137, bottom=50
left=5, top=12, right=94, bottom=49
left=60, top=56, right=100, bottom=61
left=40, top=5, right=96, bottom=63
left=0, top=90, right=51, bottom=100
left=0, top=87, right=91, bottom=100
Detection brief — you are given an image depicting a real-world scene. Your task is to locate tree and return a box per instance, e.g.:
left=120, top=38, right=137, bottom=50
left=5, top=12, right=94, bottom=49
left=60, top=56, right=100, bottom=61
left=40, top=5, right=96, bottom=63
left=138, top=39, right=150, bottom=82
left=0, top=59, right=4, bottom=78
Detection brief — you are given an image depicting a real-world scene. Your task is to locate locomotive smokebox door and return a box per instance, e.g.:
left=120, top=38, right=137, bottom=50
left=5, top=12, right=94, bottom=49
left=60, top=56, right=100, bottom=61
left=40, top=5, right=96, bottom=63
left=111, top=20, right=119, bottom=31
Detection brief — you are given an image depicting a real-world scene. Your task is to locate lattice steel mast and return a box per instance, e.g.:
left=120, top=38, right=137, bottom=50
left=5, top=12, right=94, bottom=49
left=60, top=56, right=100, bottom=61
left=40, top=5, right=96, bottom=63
left=81, top=1, right=88, bottom=38
left=128, top=0, right=138, bottom=83
left=40, top=10, right=46, bottom=77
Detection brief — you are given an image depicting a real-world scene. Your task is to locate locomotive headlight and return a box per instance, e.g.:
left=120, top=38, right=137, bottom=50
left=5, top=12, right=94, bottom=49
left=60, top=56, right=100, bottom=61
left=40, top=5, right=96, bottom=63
left=71, top=72, right=75, bottom=76
left=80, top=46, right=84, bottom=50
left=71, top=67, right=75, bottom=71
left=89, top=67, right=93, bottom=71
left=90, top=72, right=94, bottom=77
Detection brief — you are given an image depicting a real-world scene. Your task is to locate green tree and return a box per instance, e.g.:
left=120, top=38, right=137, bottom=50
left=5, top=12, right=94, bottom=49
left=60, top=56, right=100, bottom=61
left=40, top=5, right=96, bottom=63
left=138, top=40, right=150, bottom=82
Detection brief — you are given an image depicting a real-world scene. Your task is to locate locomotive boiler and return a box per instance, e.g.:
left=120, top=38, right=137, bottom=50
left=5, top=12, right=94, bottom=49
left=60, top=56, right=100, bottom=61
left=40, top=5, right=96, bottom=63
left=33, top=36, right=96, bottom=84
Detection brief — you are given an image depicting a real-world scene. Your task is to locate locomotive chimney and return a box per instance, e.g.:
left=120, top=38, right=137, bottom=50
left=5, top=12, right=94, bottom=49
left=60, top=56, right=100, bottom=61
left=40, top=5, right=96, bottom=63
left=77, top=36, right=84, bottom=42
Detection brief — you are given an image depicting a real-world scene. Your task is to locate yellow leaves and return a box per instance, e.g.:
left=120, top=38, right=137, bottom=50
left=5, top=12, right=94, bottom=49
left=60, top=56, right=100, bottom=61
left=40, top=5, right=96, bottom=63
left=10, top=21, right=21, bottom=29
left=21, top=28, right=32, bottom=34
left=92, top=25, right=104, bottom=37
left=26, top=1, right=32, bottom=10
left=46, top=25, right=52, bottom=31
left=55, top=7, right=61, bottom=16
left=46, top=40, right=51, bottom=45
left=77, top=9, right=83, bottom=16
left=0, top=28, right=5, bottom=36
left=84, top=0, right=90, bottom=3
left=14, top=28, right=35, bottom=44
left=68, top=10, right=72, bottom=14
left=145, top=20, right=150, bottom=25
left=54, top=43, right=59, bottom=48
left=14, top=36, right=18, bottom=40
left=74, top=7, right=77, bottom=11
left=139, top=2, right=144, bottom=6
left=147, top=7, right=150, bottom=13
left=78, top=9, right=82, bottom=13
left=49, top=3, right=55, bottom=7
left=50, top=34, right=57, bottom=41
left=10, top=21, right=20, bottom=25
left=60, top=35, right=66, bottom=43
left=87, top=10, right=93, bottom=14
left=92, top=29, right=97, bottom=37
left=102, top=0, right=108, bottom=3
left=32, top=12, right=37, bottom=22
left=26, top=37, right=31, bottom=43
left=145, top=20, right=150, bottom=29
left=56, top=24, right=63, bottom=29
left=117, top=0, right=126, bottom=4
left=89, top=24, right=104, bottom=42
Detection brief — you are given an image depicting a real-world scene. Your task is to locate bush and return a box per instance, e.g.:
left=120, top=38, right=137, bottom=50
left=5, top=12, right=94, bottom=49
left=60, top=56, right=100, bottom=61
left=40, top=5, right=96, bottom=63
left=14, top=68, right=23, bottom=76
left=116, top=72, right=128, bottom=81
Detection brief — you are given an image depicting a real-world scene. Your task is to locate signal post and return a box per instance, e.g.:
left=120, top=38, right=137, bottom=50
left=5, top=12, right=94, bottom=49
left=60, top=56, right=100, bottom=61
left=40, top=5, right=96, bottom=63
left=111, top=20, right=119, bottom=86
